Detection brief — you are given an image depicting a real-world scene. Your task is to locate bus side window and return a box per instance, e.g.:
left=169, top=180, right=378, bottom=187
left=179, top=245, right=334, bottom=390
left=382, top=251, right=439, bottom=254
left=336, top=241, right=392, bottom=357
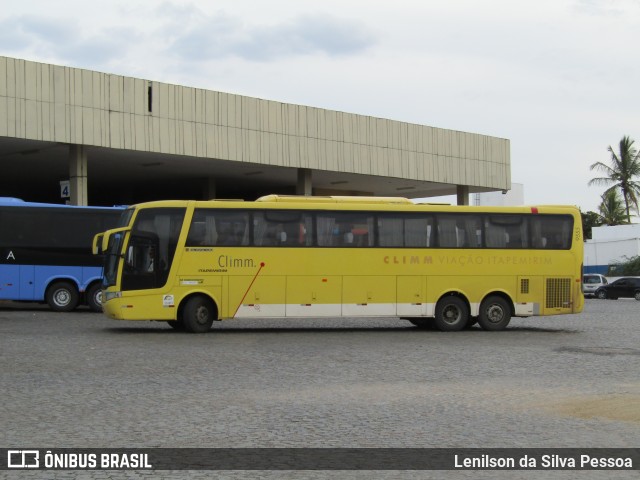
left=187, top=223, right=207, bottom=245
left=317, top=215, right=337, bottom=246
left=486, top=215, right=526, bottom=249
left=530, top=216, right=572, bottom=249
left=378, top=214, right=433, bottom=248
left=378, top=216, right=403, bottom=246
left=457, top=216, right=482, bottom=248
left=405, top=216, right=433, bottom=247
left=317, top=213, right=373, bottom=247
left=215, top=213, right=250, bottom=246
left=437, top=216, right=459, bottom=248
left=254, top=211, right=312, bottom=247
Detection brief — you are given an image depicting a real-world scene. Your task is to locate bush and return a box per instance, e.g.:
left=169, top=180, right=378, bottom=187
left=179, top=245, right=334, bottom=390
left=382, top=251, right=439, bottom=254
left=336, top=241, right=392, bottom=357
left=608, top=256, right=640, bottom=276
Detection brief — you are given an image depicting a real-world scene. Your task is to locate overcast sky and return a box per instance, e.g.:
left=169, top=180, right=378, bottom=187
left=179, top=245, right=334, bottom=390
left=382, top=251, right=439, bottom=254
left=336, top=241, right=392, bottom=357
left=2, top=0, right=639, bottom=212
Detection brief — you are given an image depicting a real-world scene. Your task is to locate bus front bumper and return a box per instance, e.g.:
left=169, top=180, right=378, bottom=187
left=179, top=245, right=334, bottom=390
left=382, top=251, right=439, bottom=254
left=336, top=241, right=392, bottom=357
left=102, top=292, right=125, bottom=320
left=102, top=291, right=136, bottom=320
left=101, top=291, right=176, bottom=321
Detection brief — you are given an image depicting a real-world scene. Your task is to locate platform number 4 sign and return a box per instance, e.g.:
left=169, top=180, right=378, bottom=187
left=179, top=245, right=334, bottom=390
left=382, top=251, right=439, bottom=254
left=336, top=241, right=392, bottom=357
left=60, top=180, right=70, bottom=199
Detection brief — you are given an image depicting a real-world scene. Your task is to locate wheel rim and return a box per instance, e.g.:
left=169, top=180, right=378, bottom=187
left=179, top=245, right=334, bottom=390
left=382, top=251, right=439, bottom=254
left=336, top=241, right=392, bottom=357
left=53, top=289, right=71, bottom=307
left=442, top=304, right=461, bottom=324
left=635, top=292, right=640, bottom=301
left=194, top=305, right=210, bottom=325
left=93, top=290, right=103, bottom=307
left=486, top=304, right=505, bottom=324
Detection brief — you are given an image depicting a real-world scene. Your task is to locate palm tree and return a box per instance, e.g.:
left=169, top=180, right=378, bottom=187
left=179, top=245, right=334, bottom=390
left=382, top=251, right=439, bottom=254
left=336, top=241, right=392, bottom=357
left=598, top=189, right=628, bottom=226
left=589, top=136, right=640, bottom=221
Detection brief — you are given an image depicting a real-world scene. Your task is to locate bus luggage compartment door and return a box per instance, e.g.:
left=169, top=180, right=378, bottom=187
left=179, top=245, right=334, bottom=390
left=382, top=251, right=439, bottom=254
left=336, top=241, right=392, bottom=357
left=396, top=276, right=427, bottom=316
left=0, top=265, right=21, bottom=300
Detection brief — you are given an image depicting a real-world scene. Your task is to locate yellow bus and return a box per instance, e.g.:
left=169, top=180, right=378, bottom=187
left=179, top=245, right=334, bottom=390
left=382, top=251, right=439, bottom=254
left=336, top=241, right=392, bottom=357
left=93, top=195, right=584, bottom=333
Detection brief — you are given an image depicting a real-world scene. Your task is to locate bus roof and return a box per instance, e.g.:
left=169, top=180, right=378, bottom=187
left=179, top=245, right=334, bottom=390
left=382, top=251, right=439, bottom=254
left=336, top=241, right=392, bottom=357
left=0, top=198, right=124, bottom=210
left=121, top=197, right=580, bottom=216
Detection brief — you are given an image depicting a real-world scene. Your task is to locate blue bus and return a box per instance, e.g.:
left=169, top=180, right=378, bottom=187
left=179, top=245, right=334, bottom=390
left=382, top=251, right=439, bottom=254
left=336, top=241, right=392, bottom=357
left=0, top=198, right=124, bottom=311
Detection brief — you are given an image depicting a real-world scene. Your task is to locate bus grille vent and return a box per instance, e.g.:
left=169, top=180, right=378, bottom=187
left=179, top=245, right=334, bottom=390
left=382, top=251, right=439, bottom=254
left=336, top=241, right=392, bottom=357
left=520, top=279, right=530, bottom=294
left=546, top=278, right=571, bottom=308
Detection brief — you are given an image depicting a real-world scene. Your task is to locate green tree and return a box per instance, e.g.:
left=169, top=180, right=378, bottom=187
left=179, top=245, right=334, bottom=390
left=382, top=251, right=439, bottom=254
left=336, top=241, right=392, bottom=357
left=597, top=189, right=628, bottom=226
left=589, top=136, right=640, bottom=221
left=580, top=210, right=601, bottom=240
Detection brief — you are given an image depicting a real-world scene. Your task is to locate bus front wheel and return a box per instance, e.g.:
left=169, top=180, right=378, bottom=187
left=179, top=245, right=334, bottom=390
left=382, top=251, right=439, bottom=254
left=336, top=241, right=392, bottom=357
left=46, top=281, right=80, bottom=312
left=478, top=296, right=511, bottom=331
left=182, top=296, right=215, bottom=333
left=434, top=296, right=469, bottom=332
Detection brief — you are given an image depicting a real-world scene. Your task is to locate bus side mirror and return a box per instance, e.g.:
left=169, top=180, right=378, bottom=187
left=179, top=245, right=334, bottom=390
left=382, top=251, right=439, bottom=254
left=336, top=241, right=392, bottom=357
left=101, top=233, right=112, bottom=254
left=92, top=233, right=104, bottom=255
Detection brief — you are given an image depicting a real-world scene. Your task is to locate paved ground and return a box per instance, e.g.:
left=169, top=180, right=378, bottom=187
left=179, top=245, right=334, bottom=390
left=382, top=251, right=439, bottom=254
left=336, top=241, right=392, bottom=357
left=1, top=299, right=639, bottom=479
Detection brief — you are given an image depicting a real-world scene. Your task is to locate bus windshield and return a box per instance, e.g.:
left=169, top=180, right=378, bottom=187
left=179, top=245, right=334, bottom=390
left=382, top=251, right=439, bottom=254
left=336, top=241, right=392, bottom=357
left=121, top=208, right=185, bottom=291
left=103, top=230, right=126, bottom=288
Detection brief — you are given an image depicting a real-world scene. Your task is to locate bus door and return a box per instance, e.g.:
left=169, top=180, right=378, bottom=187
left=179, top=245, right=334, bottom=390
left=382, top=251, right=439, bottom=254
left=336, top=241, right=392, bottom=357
left=121, top=232, right=161, bottom=291
left=19, top=265, right=35, bottom=300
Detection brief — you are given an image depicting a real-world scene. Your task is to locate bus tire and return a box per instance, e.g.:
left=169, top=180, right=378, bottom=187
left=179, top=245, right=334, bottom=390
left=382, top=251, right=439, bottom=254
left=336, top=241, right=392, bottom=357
left=478, top=296, right=511, bottom=331
left=46, top=281, right=80, bottom=312
left=434, top=296, right=468, bottom=332
left=182, top=296, right=215, bottom=333
left=86, top=283, right=103, bottom=312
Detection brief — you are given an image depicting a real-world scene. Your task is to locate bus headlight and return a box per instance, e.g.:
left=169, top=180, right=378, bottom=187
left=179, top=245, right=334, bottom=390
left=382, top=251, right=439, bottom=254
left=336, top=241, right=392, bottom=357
left=103, top=291, right=122, bottom=302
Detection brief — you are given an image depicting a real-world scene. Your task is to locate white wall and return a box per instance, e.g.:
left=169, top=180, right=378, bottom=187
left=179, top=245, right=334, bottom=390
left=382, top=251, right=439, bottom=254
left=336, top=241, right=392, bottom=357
left=474, top=183, right=524, bottom=206
left=592, top=224, right=640, bottom=241
left=585, top=224, right=640, bottom=272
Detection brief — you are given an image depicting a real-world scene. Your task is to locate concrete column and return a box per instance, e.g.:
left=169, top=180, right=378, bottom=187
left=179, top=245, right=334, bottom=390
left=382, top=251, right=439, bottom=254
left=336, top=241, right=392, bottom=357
left=203, top=177, right=216, bottom=199
left=69, top=145, right=88, bottom=206
left=456, top=185, right=470, bottom=206
left=296, top=168, right=312, bottom=196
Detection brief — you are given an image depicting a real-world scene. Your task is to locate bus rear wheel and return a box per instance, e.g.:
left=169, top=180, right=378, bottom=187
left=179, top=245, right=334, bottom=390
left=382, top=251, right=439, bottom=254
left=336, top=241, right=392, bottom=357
left=86, top=283, right=103, bottom=312
left=434, top=296, right=469, bottom=331
left=46, top=281, right=80, bottom=312
left=182, top=296, right=215, bottom=333
left=478, top=296, right=511, bottom=331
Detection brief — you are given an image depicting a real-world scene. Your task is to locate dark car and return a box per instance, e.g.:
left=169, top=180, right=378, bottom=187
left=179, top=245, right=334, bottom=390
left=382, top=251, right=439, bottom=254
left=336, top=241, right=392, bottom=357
left=594, top=277, right=640, bottom=300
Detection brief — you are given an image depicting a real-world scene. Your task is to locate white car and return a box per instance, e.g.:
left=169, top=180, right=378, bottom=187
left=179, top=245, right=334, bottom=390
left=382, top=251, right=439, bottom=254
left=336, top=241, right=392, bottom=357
left=583, top=274, right=608, bottom=297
